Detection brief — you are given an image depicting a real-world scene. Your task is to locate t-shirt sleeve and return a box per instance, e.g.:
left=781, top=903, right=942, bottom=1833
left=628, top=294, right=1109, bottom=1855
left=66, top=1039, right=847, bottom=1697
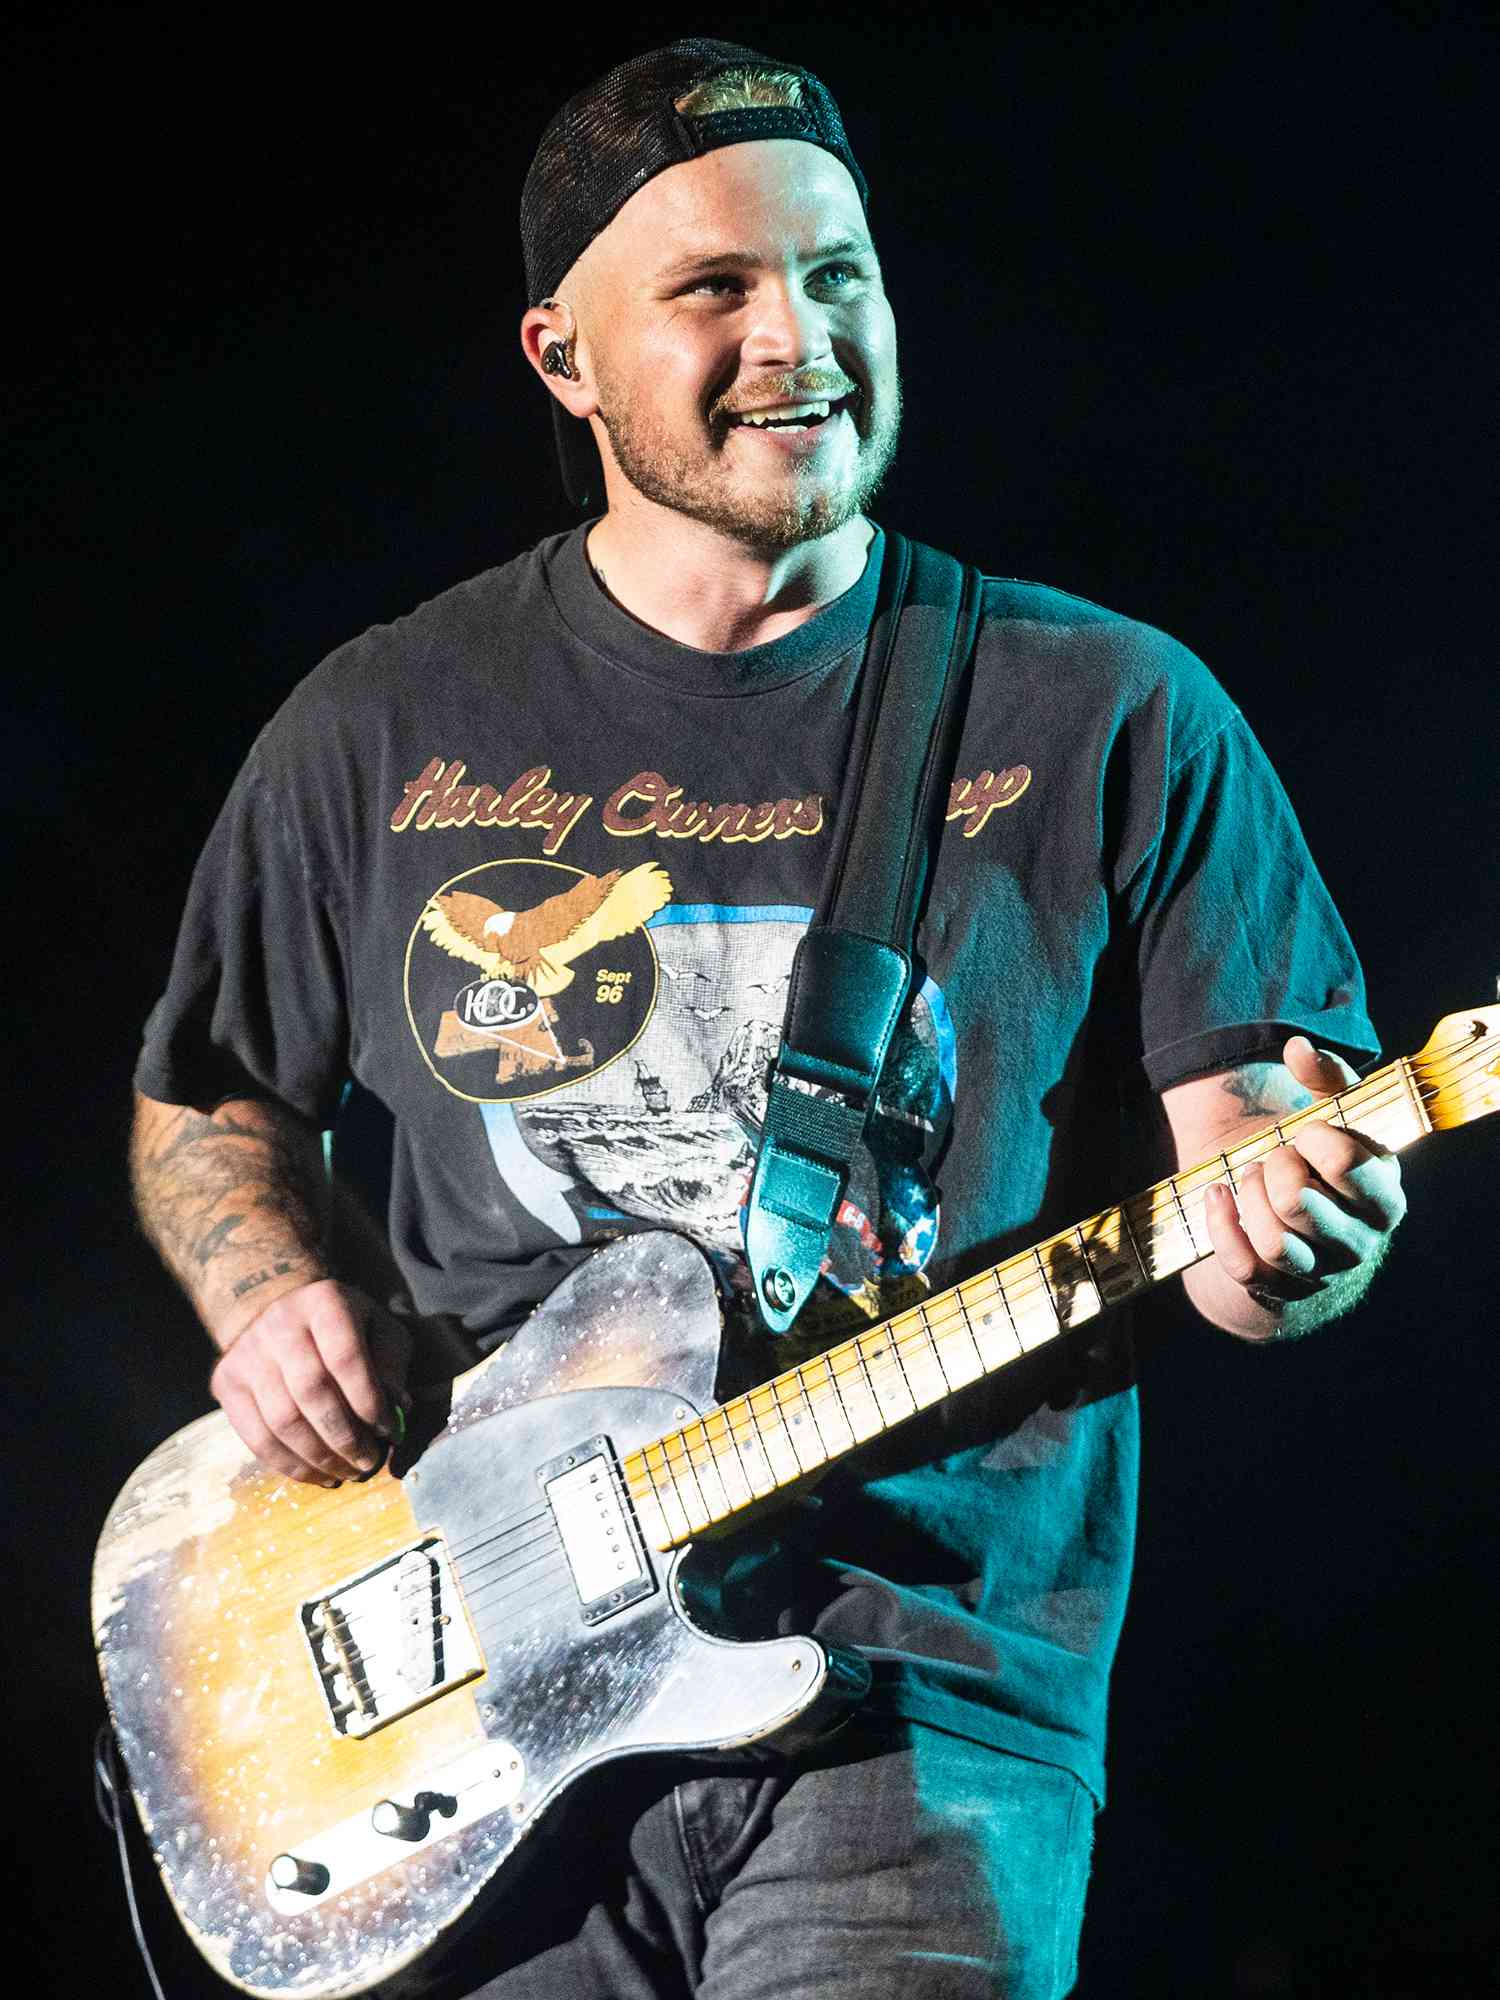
left=1124, top=710, right=1379, bottom=1093
left=134, top=744, right=350, bottom=1126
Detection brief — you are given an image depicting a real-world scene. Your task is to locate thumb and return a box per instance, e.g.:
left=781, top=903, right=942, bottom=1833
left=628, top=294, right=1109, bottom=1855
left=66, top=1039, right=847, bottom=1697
left=1283, top=1032, right=1359, bottom=1097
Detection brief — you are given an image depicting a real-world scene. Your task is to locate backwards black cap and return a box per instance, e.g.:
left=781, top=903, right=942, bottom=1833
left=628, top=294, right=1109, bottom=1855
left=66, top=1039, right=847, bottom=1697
left=520, top=38, right=870, bottom=508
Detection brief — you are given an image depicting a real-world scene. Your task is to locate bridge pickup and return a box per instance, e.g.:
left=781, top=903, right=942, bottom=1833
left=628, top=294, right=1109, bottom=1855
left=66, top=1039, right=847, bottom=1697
left=539, top=1436, right=656, bottom=1626
left=301, top=1537, right=483, bottom=1738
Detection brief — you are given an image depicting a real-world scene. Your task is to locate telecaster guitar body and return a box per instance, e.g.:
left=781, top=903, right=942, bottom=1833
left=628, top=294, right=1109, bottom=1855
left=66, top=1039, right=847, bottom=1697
left=93, top=1235, right=860, bottom=1999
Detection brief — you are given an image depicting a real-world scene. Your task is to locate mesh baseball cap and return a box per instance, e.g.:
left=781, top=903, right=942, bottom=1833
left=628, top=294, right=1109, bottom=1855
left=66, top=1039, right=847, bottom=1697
left=521, top=38, right=870, bottom=508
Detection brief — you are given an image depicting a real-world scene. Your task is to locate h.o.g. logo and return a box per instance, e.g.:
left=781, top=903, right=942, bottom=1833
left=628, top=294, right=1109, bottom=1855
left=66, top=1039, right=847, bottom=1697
left=404, top=858, right=671, bottom=1103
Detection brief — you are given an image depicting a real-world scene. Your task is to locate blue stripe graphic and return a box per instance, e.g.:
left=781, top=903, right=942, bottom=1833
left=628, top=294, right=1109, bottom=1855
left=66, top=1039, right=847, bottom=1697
left=647, top=903, right=814, bottom=927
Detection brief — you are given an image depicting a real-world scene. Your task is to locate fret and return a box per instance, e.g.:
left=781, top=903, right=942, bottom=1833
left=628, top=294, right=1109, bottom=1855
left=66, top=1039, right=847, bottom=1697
left=628, top=1488, right=673, bottom=1554
left=1368, top=1095, right=1421, bottom=1151
left=745, top=1385, right=802, bottom=1488
left=922, top=1304, right=958, bottom=1393
left=1077, top=1207, right=1145, bottom=1306
left=885, top=1316, right=928, bottom=1408
left=1002, top=1273, right=1056, bottom=1352
left=858, top=1324, right=918, bottom=1424
left=1398, top=1055, right=1435, bottom=1138
left=1022, top=1239, right=1098, bottom=1340
left=891, top=1306, right=950, bottom=1407
left=661, top=1429, right=712, bottom=1533
left=1040, top=1232, right=1103, bottom=1329
left=701, top=1406, right=756, bottom=1510
left=795, top=1363, right=834, bottom=1458
left=621, top=1453, right=671, bottom=1551
left=1166, top=1177, right=1202, bottom=1261
left=1218, top=1151, right=1238, bottom=1191
left=832, top=1334, right=888, bottom=1442
left=797, top=1353, right=856, bottom=1454
left=959, top=1268, right=1025, bottom=1368
left=680, top=1417, right=733, bottom=1520
left=723, top=1396, right=776, bottom=1498
left=770, top=1369, right=828, bottom=1475
left=928, top=1293, right=985, bottom=1390
left=1119, top=1197, right=1152, bottom=1285
left=1030, top=1248, right=1060, bottom=1332
left=641, top=1439, right=695, bottom=1544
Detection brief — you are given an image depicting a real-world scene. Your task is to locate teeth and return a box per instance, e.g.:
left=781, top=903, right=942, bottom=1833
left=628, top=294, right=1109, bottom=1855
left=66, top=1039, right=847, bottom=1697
left=737, top=400, right=832, bottom=427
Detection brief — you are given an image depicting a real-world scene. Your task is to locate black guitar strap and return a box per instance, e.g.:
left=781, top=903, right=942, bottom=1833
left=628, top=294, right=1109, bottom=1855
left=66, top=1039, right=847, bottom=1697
left=744, top=532, right=984, bottom=1333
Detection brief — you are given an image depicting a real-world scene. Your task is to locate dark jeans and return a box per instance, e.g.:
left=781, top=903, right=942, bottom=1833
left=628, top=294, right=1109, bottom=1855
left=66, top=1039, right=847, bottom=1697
left=402, top=1724, right=1095, bottom=2000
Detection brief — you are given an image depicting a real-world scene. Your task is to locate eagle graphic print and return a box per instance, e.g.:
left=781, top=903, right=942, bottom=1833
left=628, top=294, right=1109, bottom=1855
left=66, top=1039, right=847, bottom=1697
left=406, top=858, right=672, bottom=1101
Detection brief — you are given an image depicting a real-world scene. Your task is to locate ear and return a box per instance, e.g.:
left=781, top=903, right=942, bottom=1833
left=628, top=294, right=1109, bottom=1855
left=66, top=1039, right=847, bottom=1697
left=519, top=299, right=598, bottom=419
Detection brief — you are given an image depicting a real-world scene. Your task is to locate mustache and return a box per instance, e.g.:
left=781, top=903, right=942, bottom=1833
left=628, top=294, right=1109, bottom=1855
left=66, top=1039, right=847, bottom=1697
left=713, top=376, right=861, bottom=421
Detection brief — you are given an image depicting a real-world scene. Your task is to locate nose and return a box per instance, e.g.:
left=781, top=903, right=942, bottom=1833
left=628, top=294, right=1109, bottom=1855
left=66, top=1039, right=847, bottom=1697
left=738, top=275, right=833, bottom=374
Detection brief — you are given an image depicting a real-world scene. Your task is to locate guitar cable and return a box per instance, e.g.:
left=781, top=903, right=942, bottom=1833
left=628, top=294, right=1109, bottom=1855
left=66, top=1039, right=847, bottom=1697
left=93, top=1721, right=170, bottom=2000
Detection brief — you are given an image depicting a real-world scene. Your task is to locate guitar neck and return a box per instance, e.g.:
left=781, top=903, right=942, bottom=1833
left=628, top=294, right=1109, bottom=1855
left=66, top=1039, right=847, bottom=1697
left=622, top=1016, right=1499, bottom=1553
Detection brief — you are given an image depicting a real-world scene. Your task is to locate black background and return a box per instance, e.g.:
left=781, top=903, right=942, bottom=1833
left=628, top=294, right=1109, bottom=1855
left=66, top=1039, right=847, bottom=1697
left=7, top=4, right=1497, bottom=1995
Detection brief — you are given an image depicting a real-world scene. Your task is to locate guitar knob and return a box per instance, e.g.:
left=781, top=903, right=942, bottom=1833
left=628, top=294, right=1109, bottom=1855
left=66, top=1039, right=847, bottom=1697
left=371, top=1797, right=429, bottom=1841
left=269, top=1853, right=329, bottom=1895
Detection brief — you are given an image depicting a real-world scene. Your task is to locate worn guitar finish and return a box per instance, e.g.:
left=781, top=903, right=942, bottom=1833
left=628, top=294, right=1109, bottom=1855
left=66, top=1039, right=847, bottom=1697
left=94, top=1005, right=1500, bottom=1997
left=94, top=1237, right=857, bottom=1997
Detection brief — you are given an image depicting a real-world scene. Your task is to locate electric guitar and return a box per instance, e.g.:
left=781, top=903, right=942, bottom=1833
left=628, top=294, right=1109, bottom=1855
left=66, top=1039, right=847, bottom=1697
left=93, top=1004, right=1500, bottom=1998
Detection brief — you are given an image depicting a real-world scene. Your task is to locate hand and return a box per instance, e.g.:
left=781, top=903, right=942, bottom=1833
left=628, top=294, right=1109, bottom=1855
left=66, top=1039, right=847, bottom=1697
left=1204, top=1034, right=1406, bottom=1313
left=210, top=1279, right=413, bottom=1486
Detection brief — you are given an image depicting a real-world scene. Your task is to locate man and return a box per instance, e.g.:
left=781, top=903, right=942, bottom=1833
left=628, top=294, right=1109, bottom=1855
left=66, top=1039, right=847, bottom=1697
left=129, top=39, right=1405, bottom=2000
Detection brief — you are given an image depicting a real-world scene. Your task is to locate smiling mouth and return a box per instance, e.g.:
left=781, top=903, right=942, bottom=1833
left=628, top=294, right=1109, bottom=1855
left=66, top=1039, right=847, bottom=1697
left=722, top=389, right=863, bottom=437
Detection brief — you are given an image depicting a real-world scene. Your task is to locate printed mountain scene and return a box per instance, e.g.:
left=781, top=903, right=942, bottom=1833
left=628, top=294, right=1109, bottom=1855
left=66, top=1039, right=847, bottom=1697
left=506, top=911, right=956, bottom=1320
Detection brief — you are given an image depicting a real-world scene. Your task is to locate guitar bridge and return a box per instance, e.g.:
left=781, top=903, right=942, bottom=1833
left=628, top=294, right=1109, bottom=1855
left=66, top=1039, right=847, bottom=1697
left=301, top=1537, right=483, bottom=1738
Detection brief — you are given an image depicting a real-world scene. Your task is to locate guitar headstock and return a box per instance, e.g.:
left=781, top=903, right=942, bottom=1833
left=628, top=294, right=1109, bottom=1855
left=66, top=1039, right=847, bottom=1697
left=1410, top=1003, right=1500, bottom=1132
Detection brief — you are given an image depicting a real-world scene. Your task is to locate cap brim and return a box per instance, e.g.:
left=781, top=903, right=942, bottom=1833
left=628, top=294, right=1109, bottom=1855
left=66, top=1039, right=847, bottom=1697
left=551, top=399, right=602, bottom=511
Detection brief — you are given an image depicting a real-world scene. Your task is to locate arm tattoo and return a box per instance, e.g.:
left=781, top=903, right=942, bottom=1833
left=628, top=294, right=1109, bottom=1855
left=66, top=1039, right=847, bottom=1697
left=1222, top=1061, right=1316, bottom=1120
left=130, top=1098, right=328, bottom=1334
left=230, top=1260, right=298, bottom=1300
left=196, top=1212, right=247, bottom=1264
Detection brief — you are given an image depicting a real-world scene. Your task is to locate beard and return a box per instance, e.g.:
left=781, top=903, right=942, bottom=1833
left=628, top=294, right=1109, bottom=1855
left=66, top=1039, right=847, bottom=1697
left=590, top=367, right=904, bottom=557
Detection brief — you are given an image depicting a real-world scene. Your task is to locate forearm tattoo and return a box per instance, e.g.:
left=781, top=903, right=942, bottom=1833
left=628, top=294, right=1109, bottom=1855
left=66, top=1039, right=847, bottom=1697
left=130, top=1100, right=328, bottom=1329
left=230, top=1260, right=299, bottom=1300
left=1221, top=1061, right=1316, bottom=1120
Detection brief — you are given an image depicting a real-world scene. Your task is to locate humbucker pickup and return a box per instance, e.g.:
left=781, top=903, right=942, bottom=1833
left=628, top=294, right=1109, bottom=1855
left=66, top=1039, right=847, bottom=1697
left=538, top=1436, right=656, bottom=1624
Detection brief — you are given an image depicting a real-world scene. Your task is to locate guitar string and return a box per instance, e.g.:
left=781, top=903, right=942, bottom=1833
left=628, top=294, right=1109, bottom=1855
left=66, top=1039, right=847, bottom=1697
left=327, top=1445, right=671, bottom=1685
left=262, top=1000, right=1472, bottom=1736
left=181, top=1031, right=1498, bottom=1748
left=305, top=1457, right=658, bottom=1686
left=624, top=1035, right=1498, bottom=1537
left=226, top=1032, right=1497, bottom=1608
left=216, top=1029, right=1495, bottom=1591
left=325, top=1010, right=1472, bottom=1682
left=572, top=1030, right=1497, bottom=1545
left=447, top=1505, right=552, bottom=1568
left=225, top=1029, right=1498, bottom=1592
left=293, top=1403, right=699, bottom=1689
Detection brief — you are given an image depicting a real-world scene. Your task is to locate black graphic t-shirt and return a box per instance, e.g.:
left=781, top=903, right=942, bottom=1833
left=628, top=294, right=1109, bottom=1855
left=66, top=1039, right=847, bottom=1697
left=137, top=523, right=1377, bottom=1801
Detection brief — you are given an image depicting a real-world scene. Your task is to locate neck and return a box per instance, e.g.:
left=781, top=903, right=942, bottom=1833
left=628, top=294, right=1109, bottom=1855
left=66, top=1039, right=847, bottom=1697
left=585, top=501, right=875, bottom=654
